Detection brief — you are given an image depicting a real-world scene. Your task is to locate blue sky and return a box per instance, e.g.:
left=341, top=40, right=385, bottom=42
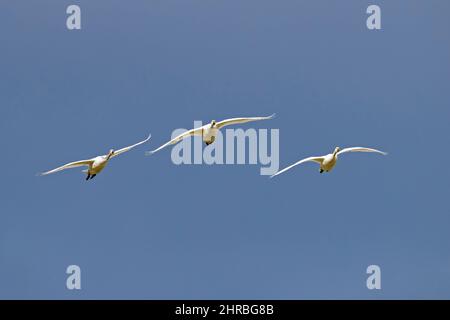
left=1, top=0, right=450, bottom=299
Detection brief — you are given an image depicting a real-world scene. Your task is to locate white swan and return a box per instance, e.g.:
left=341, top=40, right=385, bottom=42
left=146, top=114, right=275, bottom=155
left=271, top=147, right=387, bottom=178
left=39, top=134, right=151, bottom=180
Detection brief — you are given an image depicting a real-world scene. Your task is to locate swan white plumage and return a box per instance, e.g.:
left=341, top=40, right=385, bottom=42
left=146, top=114, right=275, bottom=155
left=39, top=134, right=151, bottom=180
left=271, top=146, right=387, bottom=178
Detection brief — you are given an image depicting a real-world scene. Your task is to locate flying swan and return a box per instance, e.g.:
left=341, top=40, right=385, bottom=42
left=39, top=134, right=151, bottom=180
left=146, top=114, right=275, bottom=155
left=271, top=147, right=387, bottom=178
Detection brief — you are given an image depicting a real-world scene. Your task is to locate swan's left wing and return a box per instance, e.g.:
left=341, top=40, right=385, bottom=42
left=270, top=156, right=324, bottom=178
left=337, top=147, right=387, bottom=156
left=110, top=134, right=151, bottom=158
left=216, top=114, right=275, bottom=129
left=145, top=127, right=204, bottom=155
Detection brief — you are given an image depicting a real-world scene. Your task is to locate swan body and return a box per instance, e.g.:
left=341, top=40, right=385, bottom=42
left=202, top=123, right=219, bottom=145
left=88, top=155, right=111, bottom=174
left=271, top=146, right=387, bottom=178
left=39, top=134, right=151, bottom=180
left=320, top=152, right=338, bottom=172
left=146, top=114, right=275, bottom=155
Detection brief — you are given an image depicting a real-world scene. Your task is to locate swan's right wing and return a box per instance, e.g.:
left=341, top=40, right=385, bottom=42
left=146, top=127, right=203, bottom=155
left=38, top=159, right=94, bottom=176
left=270, top=156, right=324, bottom=178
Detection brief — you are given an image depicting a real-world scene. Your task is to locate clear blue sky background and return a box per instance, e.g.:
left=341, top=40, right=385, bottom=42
left=1, top=0, right=449, bottom=299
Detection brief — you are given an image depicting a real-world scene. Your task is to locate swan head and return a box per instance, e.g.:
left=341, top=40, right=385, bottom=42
left=107, top=149, right=114, bottom=160
left=210, top=120, right=217, bottom=127
left=333, top=147, right=341, bottom=155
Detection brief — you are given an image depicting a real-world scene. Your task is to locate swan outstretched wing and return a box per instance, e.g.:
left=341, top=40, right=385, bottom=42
left=270, top=156, right=324, bottom=178
left=337, top=147, right=387, bottom=156
left=39, top=159, right=94, bottom=176
left=216, top=114, right=275, bottom=129
left=146, top=127, right=203, bottom=155
left=111, top=134, right=151, bottom=158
